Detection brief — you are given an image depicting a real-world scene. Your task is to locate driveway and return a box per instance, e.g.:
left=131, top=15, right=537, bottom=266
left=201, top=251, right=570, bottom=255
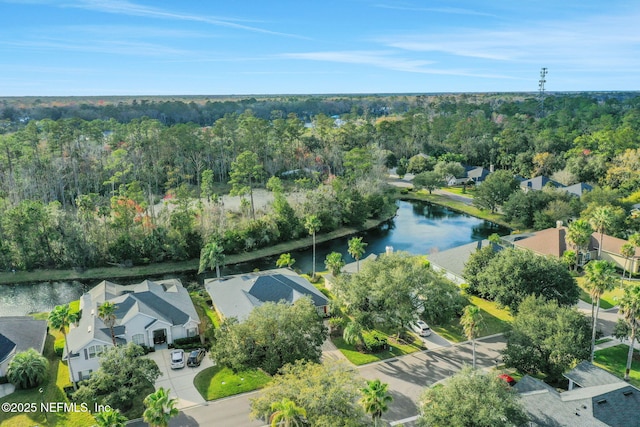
left=420, top=331, right=452, bottom=350
left=146, top=348, right=214, bottom=410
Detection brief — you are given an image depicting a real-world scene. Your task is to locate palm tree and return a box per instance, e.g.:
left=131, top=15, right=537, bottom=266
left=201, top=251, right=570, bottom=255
left=567, top=219, right=593, bottom=270
left=620, top=242, right=635, bottom=282
left=49, top=303, right=80, bottom=389
left=460, top=305, right=484, bottom=369
left=6, top=348, right=48, bottom=389
left=348, top=237, right=368, bottom=273
left=269, top=397, right=307, bottom=427
left=359, top=379, right=393, bottom=427
left=276, top=253, right=295, bottom=269
left=304, top=214, right=321, bottom=278
left=585, top=260, right=618, bottom=362
left=618, top=283, right=640, bottom=381
left=143, top=387, right=179, bottom=427
left=98, top=301, right=118, bottom=346
left=198, top=241, right=225, bottom=278
left=93, top=408, right=128, bottom=427
left=589, top=206, right=614, bottom=259
left=325, top=251, right=345, bottom=276
left=343, top=321, right=366, bottom=350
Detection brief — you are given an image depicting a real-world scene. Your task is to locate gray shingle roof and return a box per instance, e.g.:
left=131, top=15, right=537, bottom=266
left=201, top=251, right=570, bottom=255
left=517, top=363, right=640, bottom=427
left=0, top=333, right=16, bottom=363
left=0, top=316, right=48, bottom=355
left=520, top=176, right=564, bottom=191
left=427, top=239, right=501, bottom=281
left=205, top=268, right=329, bottom=321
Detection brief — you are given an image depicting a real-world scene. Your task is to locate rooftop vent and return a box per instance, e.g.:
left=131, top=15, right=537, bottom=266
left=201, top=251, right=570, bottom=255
left=623, top=390, right=633, bottom=396
left=596, top=399, right=607, bottom=405
left=87, top=326, right=92, bottom=333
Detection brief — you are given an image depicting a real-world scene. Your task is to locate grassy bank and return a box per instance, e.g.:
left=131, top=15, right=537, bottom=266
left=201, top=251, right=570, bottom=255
left=0, top=216, right=393, bottom=286
left=398, top=190, right=514, bottom=230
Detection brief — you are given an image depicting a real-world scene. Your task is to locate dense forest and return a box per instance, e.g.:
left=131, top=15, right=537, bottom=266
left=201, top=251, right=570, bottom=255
left=1, top=92, right=640, bottom=271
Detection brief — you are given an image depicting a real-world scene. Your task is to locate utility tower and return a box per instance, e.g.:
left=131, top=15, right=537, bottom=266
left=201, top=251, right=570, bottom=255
left=538, top=67, right=548, bottom=118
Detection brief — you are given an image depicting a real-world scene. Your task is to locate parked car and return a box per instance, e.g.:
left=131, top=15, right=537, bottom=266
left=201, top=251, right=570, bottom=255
left=170, top=349, right=185, bottom=369
left=187, top=348, right=206, bottom=367
left=410, top=320, right=432, bottom=337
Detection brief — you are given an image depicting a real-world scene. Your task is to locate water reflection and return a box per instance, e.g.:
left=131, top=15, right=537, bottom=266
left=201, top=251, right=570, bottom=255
left=0, top=199, right=509, bottom=315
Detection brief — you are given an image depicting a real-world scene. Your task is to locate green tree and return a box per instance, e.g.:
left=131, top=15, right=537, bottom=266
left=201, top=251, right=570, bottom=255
left=73, top=343, right=161, bottom=414
left=621, top=242, right=635, bottom=281
left=304, top=214, right=322, bottom=278
left=347, top=237, right=368, bottom=273
left=472, top=170, right=520, bottom=213
left=276, top=253, right=295, bottom=269
left=143, top=387, right=179, bottom=427
left=6, top=348, right=48, bottom=389
left=567, top=219, right=593, bottom=270
left=211, top=297, right=327, bottom=375
left=618, top=283, right=640, bottom=381
left=502, top=296, right=590, bottom=382
left=93, top=408, right=128, bottom=427
left=48, top=303, right=80, bottom=389
left=250, top=360, right=367, bottom=427
left=412, top=171, right=444, bottom=194
left=589, top=205, right=614, bottom=259
left=462, top=245, right=498, bottom=296
left=98, top=301, right=118, bottom=346
left=359, top=379, right=393, bottom=427
left=473, top=248, right=579, bottom=311
left=342, top=321, right=366, bottom=350
left=269, top=398, right=307, bottom=427
left=460, top=305, right=484, bottom=369
left=200, top=169, right=216, bottom=203
left=198, top=241, right=225, bottom=278
left=418, top=366, right=529, bottom=427
left=229, top=150, right=264, bottom=220
left=584, top=260, right=618, bottom=362
left=325, top=251, right=345, bottom=276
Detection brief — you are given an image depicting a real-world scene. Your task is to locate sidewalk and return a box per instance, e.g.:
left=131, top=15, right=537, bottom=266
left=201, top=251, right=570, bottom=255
left=594, top=335, right=640, bottom=351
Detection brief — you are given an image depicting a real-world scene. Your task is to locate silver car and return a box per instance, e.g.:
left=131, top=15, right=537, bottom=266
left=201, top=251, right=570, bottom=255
left=170, top=349, right=185, bottom=369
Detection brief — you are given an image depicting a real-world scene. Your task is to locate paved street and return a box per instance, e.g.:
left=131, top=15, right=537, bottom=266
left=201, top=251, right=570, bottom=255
left=129, top=334, right=506, bottom=426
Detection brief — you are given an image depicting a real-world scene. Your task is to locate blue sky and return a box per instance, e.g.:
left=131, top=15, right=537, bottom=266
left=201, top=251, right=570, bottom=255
left=1, top=0, right=639, bottom=96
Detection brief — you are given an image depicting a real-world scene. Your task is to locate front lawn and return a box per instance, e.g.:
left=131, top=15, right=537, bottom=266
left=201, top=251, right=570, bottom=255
left=594, top=344, right=640, bottom=388
left=430, top=296, right=513, bottom=343
left=0, top=333, right=94, bottom=427
left=576, top=277, right=625, bottom=309
left=332, top=330, right=424, bottom=366
left=194, top=366, right=271, bottom=400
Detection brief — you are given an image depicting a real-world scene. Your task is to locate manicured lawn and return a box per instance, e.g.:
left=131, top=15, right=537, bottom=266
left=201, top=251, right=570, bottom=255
left=440, top=187, right=476, bottom=198
left=576, top=277, right=625, bottom=309
left=190, top=290, right=221, bottom=329
left=194, top=366, right=271, bottom=400
left=594, top=344, right=640, bottom=388
left=0, top=333, right=95, bottom=427
left=332, top=330, right=425, bottom=366
left=431, top=296, right=513, bottom=343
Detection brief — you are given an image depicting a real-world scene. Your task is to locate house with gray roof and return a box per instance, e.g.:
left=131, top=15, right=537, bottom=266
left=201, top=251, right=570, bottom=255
left=65, top=279, right=200, bottom=382
left=520, top=175, right=564, bottom=192
left=0, top=316, right=47, bottom=377
left=427, top=239, right=501, bottom=285
left=205, top=268, right=330, bottom=321
left=324, top=253, right=379, bottom=289
left=515, top=361, right=640, bottom=426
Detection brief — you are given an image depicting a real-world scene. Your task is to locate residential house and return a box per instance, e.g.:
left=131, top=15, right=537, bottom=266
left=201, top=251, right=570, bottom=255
left=519, top=175, right=593, bottom=198
left=205, top=268, right=330, bottom=321
left=515, top=361, right=640, bottom=426
left=427, top=239, right=502, bottom=285
left=0, top=317, right=47, bottom=377
left=512, top=224, right=640, bottom=273
left=65, top=279, right=200, bottom=382
left=445, top=165, right=491, bottom=186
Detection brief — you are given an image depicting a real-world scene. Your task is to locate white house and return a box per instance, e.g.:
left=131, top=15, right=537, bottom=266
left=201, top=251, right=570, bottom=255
left=65, top=279, right=200, bottom=382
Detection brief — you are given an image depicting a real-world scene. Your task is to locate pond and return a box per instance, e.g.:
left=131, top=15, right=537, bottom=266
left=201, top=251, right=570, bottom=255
left=0, top=199, right=509, bottom=316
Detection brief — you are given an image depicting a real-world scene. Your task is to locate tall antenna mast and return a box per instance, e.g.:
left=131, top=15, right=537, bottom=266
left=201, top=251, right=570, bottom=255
left=538, top=67, right=548, bottom=117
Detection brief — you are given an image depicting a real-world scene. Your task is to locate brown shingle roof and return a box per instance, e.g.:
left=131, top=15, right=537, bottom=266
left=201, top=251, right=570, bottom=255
left=593, top=233, right=640, bottom=257
left=513, top=227, right=568, bottom=257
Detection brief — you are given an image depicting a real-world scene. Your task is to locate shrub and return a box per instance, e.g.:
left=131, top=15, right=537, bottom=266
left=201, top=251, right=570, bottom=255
left=363, top=331, right=388, bottom=353
left=173, top=336, right=202, bottom=346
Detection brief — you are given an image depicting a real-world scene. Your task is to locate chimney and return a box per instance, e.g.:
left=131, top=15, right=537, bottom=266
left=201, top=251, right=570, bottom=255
left=556, top=220, right=563, bottom=229
left=385, top=246, right=394, bottom=255
left=489, top=164, right=494, bottom=173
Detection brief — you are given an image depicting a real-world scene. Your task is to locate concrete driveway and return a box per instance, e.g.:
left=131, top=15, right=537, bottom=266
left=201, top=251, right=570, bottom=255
left=146, top=348, right=214, bottom=410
